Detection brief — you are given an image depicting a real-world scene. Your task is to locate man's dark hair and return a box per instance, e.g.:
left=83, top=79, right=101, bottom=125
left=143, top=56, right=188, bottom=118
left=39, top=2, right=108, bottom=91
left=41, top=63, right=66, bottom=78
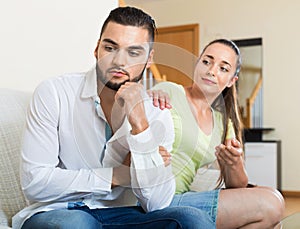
left=99, top=6, right=156, bottom=44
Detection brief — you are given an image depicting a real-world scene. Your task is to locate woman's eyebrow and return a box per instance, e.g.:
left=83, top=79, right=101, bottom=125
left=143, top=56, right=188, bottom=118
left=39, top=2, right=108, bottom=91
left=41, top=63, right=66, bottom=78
left=205, top=54, right=232, bottom=67
left=221, top=60, right=232, bottom=67
left=204, top=54, right=214, bottom=60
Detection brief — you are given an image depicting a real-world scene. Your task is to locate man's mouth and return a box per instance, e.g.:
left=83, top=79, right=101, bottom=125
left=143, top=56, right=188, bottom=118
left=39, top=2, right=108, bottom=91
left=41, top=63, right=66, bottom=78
left=109, top=69, right=128, bottom=78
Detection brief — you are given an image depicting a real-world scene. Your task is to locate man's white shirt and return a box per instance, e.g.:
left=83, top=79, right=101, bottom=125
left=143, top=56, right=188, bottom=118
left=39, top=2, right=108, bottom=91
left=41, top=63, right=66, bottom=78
left=13, top=66, right=175, bottom=228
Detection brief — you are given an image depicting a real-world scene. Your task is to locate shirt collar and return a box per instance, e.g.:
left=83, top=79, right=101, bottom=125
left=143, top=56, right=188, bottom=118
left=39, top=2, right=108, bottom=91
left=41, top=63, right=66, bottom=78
left=81, top=65, right=98, bottom=99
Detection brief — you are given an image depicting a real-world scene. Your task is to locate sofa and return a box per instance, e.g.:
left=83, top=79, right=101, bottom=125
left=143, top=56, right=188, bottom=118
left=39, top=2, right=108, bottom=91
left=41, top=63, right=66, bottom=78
left=0, top=88, right=222, bottom=228
left=0, top=89, right=32, bottom=228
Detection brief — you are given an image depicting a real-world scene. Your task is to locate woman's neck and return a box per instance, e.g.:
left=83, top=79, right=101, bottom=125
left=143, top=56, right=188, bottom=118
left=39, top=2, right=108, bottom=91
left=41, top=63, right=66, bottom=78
left=185, top=85, right=215, bottom=109
left=184, top=86, right=214, bottom=135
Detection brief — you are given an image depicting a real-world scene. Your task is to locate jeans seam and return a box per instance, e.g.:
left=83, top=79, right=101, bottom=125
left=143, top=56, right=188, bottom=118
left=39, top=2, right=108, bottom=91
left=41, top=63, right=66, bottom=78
left=102, top=218, right=183, bottom=228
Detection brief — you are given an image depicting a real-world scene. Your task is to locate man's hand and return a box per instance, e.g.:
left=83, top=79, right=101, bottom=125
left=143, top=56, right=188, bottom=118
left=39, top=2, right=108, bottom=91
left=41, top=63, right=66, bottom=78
left=115, top=82, right=149, bottom=135
left=147, top=89, right=172, bottom=110
left=159, top=146, right=172, bottom=167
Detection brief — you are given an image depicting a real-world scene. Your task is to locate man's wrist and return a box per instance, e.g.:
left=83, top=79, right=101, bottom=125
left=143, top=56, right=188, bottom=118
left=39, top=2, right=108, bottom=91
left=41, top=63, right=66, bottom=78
left=130, top=119, right=149, bottom=135
left=112, top=165, right=130, bottom=188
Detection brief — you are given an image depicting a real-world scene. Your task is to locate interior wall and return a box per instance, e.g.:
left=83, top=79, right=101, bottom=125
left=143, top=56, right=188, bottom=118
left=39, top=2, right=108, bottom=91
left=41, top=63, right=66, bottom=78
left=0, top=0, right=118, bottom=92
left=127, top=0, right=300, bottom=191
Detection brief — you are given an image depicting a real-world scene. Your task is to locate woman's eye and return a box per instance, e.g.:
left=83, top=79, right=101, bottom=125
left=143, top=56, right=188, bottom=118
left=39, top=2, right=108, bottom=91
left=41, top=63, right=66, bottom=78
left=202, top=60, right=210, bottom=65
left=220, top=67, right=229, bottom=72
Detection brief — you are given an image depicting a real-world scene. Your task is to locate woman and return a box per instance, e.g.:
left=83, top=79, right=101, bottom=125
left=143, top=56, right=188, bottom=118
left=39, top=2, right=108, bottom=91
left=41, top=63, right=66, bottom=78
left=152, top=39, right=285, bottom=228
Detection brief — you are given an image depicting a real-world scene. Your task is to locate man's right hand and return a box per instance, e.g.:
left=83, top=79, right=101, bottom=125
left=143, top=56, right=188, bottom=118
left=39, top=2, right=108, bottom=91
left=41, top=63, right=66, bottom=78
left=115, top=82, right=149, bottom=135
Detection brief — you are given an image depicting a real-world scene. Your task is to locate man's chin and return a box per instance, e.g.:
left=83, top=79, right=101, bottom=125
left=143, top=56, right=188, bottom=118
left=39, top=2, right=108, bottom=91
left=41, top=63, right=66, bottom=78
left=105, top=80, right=128, bottom=91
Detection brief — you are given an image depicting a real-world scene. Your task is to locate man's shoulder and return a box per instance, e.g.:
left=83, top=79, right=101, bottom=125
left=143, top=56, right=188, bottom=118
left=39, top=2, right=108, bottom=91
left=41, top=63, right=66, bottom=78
left=35, top=72, right=86, bottom=93
left=143, top=96, right=172, bottom=121
left=152, top=81, right=184, bottom=99
left=153, top=81, right=182, bottom=89
left=55, top=72, right=86, bottom=85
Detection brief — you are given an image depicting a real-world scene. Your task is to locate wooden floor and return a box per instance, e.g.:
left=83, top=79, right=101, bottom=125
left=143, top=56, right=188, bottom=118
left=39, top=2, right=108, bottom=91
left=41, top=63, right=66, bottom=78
left=284, top=196, right=300, bottom=218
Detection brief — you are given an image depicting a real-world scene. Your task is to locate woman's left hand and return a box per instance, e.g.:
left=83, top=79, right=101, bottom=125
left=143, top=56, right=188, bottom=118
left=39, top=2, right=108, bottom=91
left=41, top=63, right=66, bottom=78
left=159, top=146, right=172, bottom=167
left=215, top=139, right=248, bottom=187
left=215, top=138, right=243, bottom=168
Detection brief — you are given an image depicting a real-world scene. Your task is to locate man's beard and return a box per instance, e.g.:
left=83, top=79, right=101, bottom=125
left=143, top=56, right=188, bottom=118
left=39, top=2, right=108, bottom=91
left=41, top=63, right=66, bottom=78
left=96, top=64, right=147, bottom=91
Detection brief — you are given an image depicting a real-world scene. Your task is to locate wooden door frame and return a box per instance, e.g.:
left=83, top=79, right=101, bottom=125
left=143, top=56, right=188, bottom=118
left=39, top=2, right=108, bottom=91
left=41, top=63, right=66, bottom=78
left=152, top=23, right=199, bottom=86
left=156, top=24, right=199, bottom=57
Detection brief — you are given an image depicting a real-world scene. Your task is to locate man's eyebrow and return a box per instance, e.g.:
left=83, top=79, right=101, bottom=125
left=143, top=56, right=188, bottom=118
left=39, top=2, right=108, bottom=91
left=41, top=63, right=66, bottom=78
left=102, top=38, right=118, bottom=46
left=205, top=54, right=232, bottom=67
left=102, top=38, right=146, bottom=51
left=127, top=45, right=146, bottom=51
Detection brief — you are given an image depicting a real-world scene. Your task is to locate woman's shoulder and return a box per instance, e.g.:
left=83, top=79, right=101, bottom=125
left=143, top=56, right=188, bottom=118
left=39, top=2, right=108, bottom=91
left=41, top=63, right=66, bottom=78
left=152, top=81, right=184, bottom=94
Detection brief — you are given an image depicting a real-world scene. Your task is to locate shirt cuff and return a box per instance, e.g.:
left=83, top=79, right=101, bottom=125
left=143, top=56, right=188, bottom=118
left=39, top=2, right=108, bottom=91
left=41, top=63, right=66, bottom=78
left=127, top=127, right=164, bottom=169
left=92, top=167, right=113, bottom=193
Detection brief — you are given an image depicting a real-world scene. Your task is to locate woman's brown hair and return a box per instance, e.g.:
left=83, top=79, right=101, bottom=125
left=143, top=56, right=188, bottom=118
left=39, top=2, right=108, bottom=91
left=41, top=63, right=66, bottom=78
left=201, top=39, right=243, bottom=188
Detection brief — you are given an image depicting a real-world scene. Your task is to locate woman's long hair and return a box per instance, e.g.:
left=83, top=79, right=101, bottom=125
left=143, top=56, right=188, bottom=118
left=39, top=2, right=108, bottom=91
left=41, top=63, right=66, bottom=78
left=202, top=39, right=244, bottom=188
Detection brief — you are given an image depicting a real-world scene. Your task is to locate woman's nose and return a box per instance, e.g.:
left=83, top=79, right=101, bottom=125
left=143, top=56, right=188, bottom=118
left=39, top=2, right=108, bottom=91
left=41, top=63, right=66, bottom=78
left=207, top=65, right=216, bottom=77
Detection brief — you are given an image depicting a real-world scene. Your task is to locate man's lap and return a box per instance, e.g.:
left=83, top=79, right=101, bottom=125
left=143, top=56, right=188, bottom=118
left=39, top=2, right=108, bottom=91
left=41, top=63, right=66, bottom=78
left=21, top=205, right=215, bottom=229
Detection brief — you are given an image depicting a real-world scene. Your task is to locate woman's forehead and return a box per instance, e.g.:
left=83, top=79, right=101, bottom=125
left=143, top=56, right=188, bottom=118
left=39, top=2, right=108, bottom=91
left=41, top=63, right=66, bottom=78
left=203, top=43, right=237, bottom=65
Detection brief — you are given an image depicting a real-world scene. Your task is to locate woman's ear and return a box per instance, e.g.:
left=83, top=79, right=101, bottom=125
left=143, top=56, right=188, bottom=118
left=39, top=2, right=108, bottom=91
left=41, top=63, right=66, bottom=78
left=227, top=76, right=238, bottom=88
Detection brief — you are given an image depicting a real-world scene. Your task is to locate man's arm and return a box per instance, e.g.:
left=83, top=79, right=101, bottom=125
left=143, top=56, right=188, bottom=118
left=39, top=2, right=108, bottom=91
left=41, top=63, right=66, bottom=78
left=115, top=82, right=175, bottom=212
left=21, top=80, right=114, bottom=202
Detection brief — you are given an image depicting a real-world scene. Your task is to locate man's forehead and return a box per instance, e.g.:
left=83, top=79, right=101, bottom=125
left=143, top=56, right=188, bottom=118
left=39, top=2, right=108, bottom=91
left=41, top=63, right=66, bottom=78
left=101, top=22, right=150, bottom=48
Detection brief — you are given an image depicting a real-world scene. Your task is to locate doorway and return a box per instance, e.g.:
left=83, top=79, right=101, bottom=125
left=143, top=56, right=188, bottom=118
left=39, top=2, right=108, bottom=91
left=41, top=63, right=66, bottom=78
left=153, top=24, right=199, bottom=86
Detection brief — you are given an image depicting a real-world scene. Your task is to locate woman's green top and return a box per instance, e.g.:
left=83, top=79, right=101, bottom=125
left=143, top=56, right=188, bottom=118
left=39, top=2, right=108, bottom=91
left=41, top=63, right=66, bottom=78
left=153, top=82, right=235, bottom=194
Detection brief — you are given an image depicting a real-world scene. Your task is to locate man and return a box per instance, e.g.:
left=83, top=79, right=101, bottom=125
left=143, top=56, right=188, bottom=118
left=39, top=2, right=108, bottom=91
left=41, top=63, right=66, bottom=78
left=13, top=6, right=213, bottom=229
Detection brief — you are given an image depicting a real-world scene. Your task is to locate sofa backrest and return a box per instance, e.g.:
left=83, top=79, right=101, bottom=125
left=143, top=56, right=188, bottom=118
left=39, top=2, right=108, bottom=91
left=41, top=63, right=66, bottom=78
left=0, top=89, right=31, bottom=227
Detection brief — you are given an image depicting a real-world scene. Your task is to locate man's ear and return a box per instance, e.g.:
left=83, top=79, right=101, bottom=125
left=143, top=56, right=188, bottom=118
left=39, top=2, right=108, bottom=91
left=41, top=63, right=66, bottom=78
left=94, top=40, right=100, bottom=59
left=146, top=49, right=154, bottom=69
left=227, top=76, right=238, bottom=88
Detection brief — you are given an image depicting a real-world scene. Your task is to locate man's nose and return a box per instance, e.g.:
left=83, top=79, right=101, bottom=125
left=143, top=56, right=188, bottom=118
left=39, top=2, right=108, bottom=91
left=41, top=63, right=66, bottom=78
left=112, top=50, right=126, bottom=67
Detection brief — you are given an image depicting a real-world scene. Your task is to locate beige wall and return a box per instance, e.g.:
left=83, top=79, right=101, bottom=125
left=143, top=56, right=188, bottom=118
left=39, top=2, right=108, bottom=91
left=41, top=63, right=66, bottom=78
left=0, top=0, right=118, bottom=92
left=127, top=0, right=300, bottom=191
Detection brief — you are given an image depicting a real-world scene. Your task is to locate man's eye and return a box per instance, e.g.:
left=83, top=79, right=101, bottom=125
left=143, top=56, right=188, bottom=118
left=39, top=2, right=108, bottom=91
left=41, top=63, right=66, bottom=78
left=104, top=46, right=116, bottom=52
left=128, top=50, right=141, bottom=57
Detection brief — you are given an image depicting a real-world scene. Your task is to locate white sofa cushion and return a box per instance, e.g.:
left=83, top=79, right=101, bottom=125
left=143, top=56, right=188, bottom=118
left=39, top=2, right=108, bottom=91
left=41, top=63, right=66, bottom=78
left=0, top=89, right=31, bottom=227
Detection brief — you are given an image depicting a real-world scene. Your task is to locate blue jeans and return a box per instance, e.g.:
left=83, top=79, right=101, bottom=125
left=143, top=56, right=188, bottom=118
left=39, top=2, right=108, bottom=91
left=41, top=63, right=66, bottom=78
left=21, top=205, right=214, bottom=229
left=170, top=190, right=220, bottom=227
